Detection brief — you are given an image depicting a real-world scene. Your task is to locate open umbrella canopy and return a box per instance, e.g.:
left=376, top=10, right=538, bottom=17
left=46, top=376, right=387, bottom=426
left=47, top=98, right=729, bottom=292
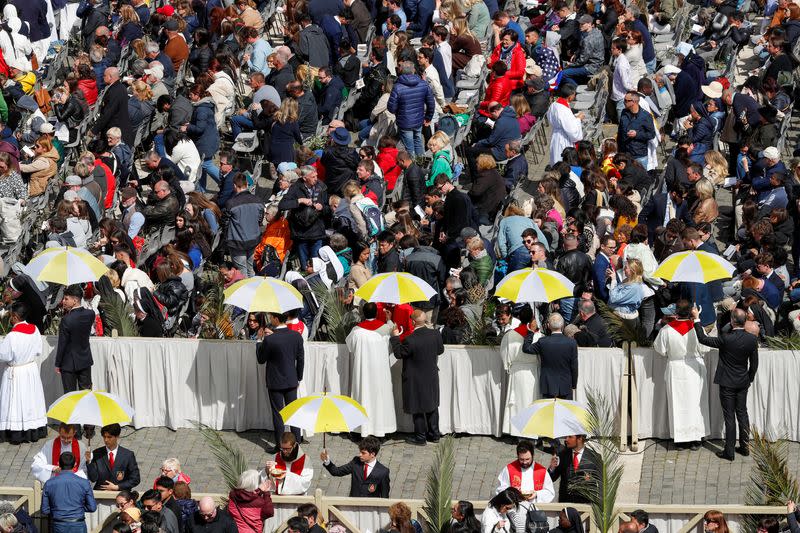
left=354, top=272, right=436, bottom=304
left=47, top=390, right=134, bottom=427
left=223, top=276, right=304, bottom=313
left=280, top=393, right=368, bottom=433
left=25, top=246, right=109, bottom=285
left=495, top=268, right=575, bottom=303
left=653, top=250, right=735, bottom=283
left=510, top=398, right=589, bottom=438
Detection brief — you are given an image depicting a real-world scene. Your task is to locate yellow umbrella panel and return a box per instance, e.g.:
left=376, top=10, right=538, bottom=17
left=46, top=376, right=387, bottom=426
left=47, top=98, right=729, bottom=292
left=653, top=250, right=735, bottom=283
left=495, top=268, right=575, bottom=303
left=510, top=398, right=589, bottom=438
left=354, top=272, right=436, bottom=304
left=280, top=394, right=368, bottom=447
left=223, top=276, right=304, bottom=313
left=26, top=247, right=109, bottom=285
left=47, top=390, right=134, bottom=427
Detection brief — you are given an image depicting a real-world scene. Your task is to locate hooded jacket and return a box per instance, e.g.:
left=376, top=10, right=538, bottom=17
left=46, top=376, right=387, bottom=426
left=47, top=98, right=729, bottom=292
left=278, top=179, right=331, bottom=241
left=186, top=97, right=219, bottom=159
left=227, top=489, right=274, bottom=533
left=19, top=146, right=58, bottom=196
left=77, top=77, right=98, bottom=106
left=154, top=277, right=189, bottom=316
left=299, top=23, right=331, bottom=68
left=387, top=73, right=435, bottom=130
left=689, top=101, right=715, bottom=159
left=0, top=18, right=32, bottom=71
left=674, top=52, right=706, bottom=117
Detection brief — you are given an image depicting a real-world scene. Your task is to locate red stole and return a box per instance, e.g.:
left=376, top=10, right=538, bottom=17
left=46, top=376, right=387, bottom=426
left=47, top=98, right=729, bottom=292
left=667, top=319, right=694, bottom=336
left=357, top=319, right=385, bottom=331
left=286, top=320, right=305, bottom=335
left=52, top=439, right=81, bottom=473
left=274, top=452, right=306, bottom=494
left=506, top=460, right=546, bottom=491
left=513, top=323, right=530, bottom=338
left=11, top=322, right=35, bottom=334
left=556, top=97, right=571, bottom=108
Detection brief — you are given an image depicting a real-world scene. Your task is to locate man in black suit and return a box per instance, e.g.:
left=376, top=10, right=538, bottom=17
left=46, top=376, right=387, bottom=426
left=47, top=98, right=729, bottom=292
left=522, top=313, right=579, bottom=400
left=573, top=300, right=614, bottom=348
left=155, top=476, right=183, bottom=527
left=547, top=434, right=600, bottom=503
left=321, top=436, right=390, bottom=498
left=637, top=184, right=693, bottom=244
left=91, top=67, right=134, bottom=145
left=256, top=312, right=304, bottom=453
left=693, top=307, right=759, bottom=461
left=86, top=424, right=141, bottom=491
left=631, top=509, right=659, bottom=533
left=55, top=285, right=95, bottom=392
left=297, top=503, right=325, bottom=533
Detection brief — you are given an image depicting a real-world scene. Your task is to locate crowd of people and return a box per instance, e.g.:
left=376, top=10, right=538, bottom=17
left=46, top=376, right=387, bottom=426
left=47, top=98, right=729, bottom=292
left=0, top=0, right=796, bottom=523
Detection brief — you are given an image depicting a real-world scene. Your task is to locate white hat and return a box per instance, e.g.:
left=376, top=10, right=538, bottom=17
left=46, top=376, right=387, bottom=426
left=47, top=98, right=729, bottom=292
left=763, top=146, right=780, bottom=160
left=63, top=190, right=79, bottom=202
left=663, top=64, right=681, bottom=75
left=39, top=123, right=54, bottom=134
left=525, top=58, right=542, bottom=77
left=65, top=175, right=82, bottom=186
left=144, top=65, right=164, bottom=80
left=701, top=81, right=723, bottom=99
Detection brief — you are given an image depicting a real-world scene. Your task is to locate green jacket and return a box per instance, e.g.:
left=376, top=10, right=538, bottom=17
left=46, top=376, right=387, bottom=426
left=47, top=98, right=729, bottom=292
left=428, top=149, right=453, bottom=186
left=469, top=253, right=494, bottom=285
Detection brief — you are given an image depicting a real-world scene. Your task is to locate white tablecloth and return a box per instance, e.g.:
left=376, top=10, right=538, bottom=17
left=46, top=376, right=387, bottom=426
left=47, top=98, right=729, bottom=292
left=633, top=347, right=800, bottom=441
left=25, top=337, right=624, bottom=434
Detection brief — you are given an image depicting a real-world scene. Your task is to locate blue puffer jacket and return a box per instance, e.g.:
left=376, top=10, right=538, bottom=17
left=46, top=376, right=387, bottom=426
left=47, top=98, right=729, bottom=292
left=387, top=74, right=435, bottom=130
left=186, top=97, right=219, bottom=159
left=475, top=106, right=521, bottom=160
left=689, top=101, right=715, bottom=162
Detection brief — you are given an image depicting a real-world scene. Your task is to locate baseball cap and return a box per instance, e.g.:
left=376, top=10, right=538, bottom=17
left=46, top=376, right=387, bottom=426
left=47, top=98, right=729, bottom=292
left=763, top=146, right=780, bottom=160
left=163, top=18, right=179, bottom=31
left=277, top=162, right=298, bottom=174
left=460, top=227, right=478, bottom=241
left=65, top=175, right=82, bottom=186
left=63, top=190, right=79, bottom=202
left=156, top=5, right=175, bottom=16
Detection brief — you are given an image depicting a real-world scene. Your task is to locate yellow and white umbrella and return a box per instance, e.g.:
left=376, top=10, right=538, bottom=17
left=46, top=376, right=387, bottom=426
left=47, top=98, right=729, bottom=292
left=280, top=393, right=368, bottom=447
left=653, top=250, right=735, bottom=283
left=354, top=272, right=436, bottom=304
left=510, top=398, right=589, bottom=438
left=25, top=246, right=108, bottom=285
left=223, top=276, right=303, bottom=313
left=495, top=268, right=575, bottom=303
left=47, top=390, right=134, bottom=427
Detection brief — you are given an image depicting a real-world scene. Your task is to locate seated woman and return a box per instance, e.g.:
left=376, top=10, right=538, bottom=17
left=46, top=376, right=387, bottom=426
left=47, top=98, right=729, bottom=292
left=19, top=136, right=58, bottom=197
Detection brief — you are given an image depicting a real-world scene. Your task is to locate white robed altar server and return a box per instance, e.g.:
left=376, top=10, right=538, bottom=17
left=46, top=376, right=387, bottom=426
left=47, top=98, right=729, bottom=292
left=346, top=303, right=397, bottom=437
left=0, top=305, right=47, bottom=438
left=495, top=440, right=555, bottom=503
left=260, top=433, right=313, bottom=495
left=653, top=303, right=711, bottom=444
left=500, top=319, right=542, bottom=437
left=31, top=423, right=88, bottom=483
left=547, top=93, right=583, bottom=165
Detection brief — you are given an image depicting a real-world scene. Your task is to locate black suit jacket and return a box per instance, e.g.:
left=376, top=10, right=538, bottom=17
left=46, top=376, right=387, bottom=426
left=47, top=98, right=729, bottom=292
left=638, top=193, right=692, bottom=244
left=324, top=457, right=390, bottom=498
left=55, top=307, right=95, bottom=372
left=256, top=327, right=304, bottom=390
left=522, top=332, right=579, bottom=397
left=694, top=322, right=759, bottom=389
left=548, top=446, right=601, bottom=504
left=86, top=446, right=141, bottom=490
left=573, top=313, right=614, bottom=348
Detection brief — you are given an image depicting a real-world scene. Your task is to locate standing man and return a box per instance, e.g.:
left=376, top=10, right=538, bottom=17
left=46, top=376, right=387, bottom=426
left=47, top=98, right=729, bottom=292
left=389, top=309, right=445, bottom=446
left=222, top=174, right=265, bottom=278
left=495, top=440, right=555, bottom=503
left=346, top=303, right=397, bottom=438
left=321, top=436, right=390, bottom=497
left=546, top=84, right=584, bottom=165
left=522, top=313, right=579, bottom=400
left=653, top=300, right=711, bottom=450
left=547, top=434, right=599, bottom=503
left=387, top=61, right=435, bottom=157
left=610, top=38, right=635, bottom=119
left=55, top=285, right=95, bottom=393
left=91, top=68, right=134, bottom=146
left=256, top=313, right=304, bottom=453
left=31, top=424, right=88, bottom=484
left=617, top=91, right=656, bottom=169
left=85, top=423, right=141, bottom=491
left=41, top=453, right=97, bottom=533
left=693, top=307, right=759, bottom=461
left=0, top=302, right=47, bottom=444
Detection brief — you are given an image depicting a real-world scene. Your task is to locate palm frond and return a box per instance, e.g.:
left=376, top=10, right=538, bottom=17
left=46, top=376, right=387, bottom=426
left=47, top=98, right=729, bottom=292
left=743, top=429, right=800, bottom=531
left=570, top=390, right=624, bottom=533
left=596, top=301, right=651, bottom=347
left=311, top=283, right=357, bottom=344
left=198, top=272, right=235, bottom=339
left=192, top=421, right=248, bottom=492
left=99, top=296, right=140, bottom=337
left=421, top=435, right=456, bottom=533
left=765, top=333, right=800, bottom=350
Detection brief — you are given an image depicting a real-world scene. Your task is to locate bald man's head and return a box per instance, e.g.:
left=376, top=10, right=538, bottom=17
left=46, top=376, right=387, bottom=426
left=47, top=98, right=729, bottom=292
left=95, top=26, right=110, bottom=37
left=411, top=309, right=426, bottom=326
left=198, top=497, right=216, bottom=521
left=619, top=521, right=639, bottom=533
left=104, top=67, right=120, bottom=84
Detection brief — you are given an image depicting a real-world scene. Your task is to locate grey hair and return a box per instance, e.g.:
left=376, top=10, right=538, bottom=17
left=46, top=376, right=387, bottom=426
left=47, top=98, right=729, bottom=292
left=399, top=61, right=415, bottom=75
left=0, top=513, right=17, bottom=532
left=236, top=469, right=261, bottom=491
left=579, top=299, right=596, bottom=315
left=547, top=312, right=565, bottom=331
left=506, top=140, right=521, bottom=154
left=145, top=150, right=161, bottom=161
left=298, top=165, right=316, bottom=178
left=146, top=42, right=160, bottom=54
left=445, top=275, right=462, bottom=290
left=275, top=46, right=291, bottom=63
left=627, top=4, right=641, bottom=17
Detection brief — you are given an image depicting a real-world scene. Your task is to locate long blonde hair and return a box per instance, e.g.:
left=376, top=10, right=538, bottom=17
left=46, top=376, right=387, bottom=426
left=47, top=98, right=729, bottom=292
left=274, top=98, right=299, bottom=124
left=450, top=15, right=473, bottom=37
left=625, top=258, right=644, bottom=283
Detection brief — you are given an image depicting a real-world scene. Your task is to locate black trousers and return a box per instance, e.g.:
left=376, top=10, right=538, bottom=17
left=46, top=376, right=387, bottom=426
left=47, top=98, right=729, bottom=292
left=61, top=368, right=92, bottom=392
left=268, top=387, right=300, bottom=445
left=719, top=385, right=750, bottom=454
left=412, top=410, right=440, bottom=440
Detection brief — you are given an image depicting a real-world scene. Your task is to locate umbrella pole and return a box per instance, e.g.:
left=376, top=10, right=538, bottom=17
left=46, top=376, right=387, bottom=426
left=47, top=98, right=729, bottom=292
left=323, top=432, right=326, bottom=450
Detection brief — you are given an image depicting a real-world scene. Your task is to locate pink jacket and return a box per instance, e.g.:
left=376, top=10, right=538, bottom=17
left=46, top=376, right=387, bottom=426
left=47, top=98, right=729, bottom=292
left=227, top=489, right=274, bottom=533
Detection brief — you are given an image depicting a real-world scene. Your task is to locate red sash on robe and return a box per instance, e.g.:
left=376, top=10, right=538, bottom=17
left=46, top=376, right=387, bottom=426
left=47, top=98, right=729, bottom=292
left=513, top=323, right=530, bottom=338
left=556, top=97, right=570, bottom=108
left=286, top=320, right=305, bottom=336
left=274, top=452, right=306, bottom=494
left=507, top=460, right=546, bottom=491
left=11, top=322, right=35, bottom=334
left=356, top=319, right=386, bottom=331
left=52, top=439, right=81, bottom=473
left=667, top=319, right=694, bottom=336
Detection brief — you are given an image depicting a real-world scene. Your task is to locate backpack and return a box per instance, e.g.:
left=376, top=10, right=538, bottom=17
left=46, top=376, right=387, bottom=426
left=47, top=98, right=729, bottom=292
left=354, top=197, right=385, bottom=237
left=524, top=505, right=549, bottom=533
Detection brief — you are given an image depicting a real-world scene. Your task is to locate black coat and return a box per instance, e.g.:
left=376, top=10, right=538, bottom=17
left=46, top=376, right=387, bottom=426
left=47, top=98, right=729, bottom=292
left=694, top=323, right=758, bottom=389
left=256, top=327, right=304, bottom=390
left=573, top=313, right=614, bottom=347
left=401, top=163, right=425, bottom=208
left=320, top=145, right=359, bottom=196
left=278, top=180, right=331, bottom=241
left=548, top=446, right=601, bottom=503
left=185, top=508, right=238, bottom=533
left=522, top=332, right=579, bottom=398
left=442, top=189, right=476, bottom=240
left=390, top=327, right=444, bottom=413
left=323, top=457, right=390, bottom=497
left=55, top=307, right=95, bottom=372
left=86, top=446, right=141, bottom=490
left=92, top=81, right=134, bottom=146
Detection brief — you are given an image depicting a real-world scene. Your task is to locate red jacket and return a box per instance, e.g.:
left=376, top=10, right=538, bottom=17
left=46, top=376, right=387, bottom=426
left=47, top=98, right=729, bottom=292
left=479, top=75, right=514, bottom=116
left=227, top=489, right=274, bottom=533
left=489, top=43, right=526, bottom=90
left=77, top=78, right=98, bottom=106
left=95, top=158, right=116, bottom=209
left=376, top=147, right=401, bottom=191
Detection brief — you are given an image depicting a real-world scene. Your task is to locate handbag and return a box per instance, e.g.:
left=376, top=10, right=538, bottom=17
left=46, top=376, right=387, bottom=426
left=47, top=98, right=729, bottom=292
left=34, top=86, right=51, bottom=114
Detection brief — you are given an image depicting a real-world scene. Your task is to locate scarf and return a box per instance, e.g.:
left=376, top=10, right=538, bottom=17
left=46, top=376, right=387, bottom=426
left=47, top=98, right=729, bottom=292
left=499, top=44, right=515, bottom=69
left=52, top=438, right=81, bottom=473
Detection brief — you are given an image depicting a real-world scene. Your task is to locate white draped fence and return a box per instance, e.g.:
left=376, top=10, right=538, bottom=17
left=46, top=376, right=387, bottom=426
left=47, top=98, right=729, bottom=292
left=11, top=337, right=800, bottom=441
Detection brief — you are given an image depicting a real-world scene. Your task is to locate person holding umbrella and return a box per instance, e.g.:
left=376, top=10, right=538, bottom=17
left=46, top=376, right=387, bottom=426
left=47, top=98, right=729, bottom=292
left=320, top=436, right=390, bottom=498
left=547, top=434, right=600, bottom=504
left=85, top=423, right=141, bottom=491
